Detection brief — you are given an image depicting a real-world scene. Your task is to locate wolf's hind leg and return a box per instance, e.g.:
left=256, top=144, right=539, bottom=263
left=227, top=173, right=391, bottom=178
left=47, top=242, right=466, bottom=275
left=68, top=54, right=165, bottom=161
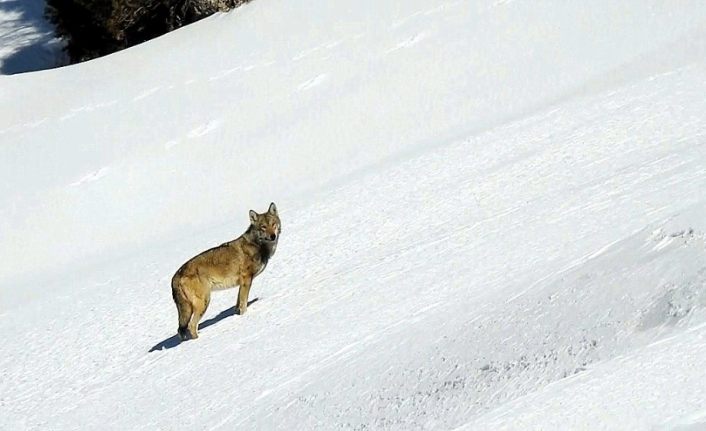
left=173, top=283, right=193, bottom=341
left=188, top=293, right=210, bottom=339
left=176, top=299, right=193, bottom=340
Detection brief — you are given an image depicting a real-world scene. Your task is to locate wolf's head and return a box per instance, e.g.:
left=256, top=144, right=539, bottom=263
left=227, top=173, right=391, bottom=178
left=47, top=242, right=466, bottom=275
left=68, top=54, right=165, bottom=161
left=249, top=202, right=281, bottom=243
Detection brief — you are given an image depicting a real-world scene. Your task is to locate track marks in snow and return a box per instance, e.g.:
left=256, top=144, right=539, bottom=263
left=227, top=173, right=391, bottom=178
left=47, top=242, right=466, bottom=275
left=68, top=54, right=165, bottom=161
left=392, top=11, right=426, bottom=29
left=392, top=1, right=462, bottom=29
left=492, top=0, right=516, bottom=6
left=208, top=61, right=275, bottom=81
left=59, top=100, right=118, bottom=121
left=505, top=232, right=640, bottom=303
left=293, top=43, right=338, bottom=62
left=187, top=120, right=222, bottom=138
left=132, top=87, right=161, bottom=102
left=324, top=40, right=343, bottom=49
left=297, top=74, right=328, bottom=91
left=0, top=117, right=48, bottom=135
left=293, top=46, right=321, bottom=62
left=387, top=32, right=428, bottom=53
left=647, top=226, right=703, bottom=253
left=23, top=117, right=47, bottom=128
left=164, top=139, right=180, bottom=150
left=242, top=300, right=444, bottom=426
left=69, top=167, right=111, bottom=187
left=209, top=66, right=243, bottom=81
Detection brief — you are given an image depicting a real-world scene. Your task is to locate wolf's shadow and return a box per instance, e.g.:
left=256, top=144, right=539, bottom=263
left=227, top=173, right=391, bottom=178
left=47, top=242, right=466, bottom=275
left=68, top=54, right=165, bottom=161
left=148, top=298, right=259, bottom=352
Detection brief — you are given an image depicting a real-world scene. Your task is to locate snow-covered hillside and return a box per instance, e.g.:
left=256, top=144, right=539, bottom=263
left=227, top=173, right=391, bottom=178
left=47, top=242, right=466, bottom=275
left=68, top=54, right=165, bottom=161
left=2, top=0, right=706, bottom=429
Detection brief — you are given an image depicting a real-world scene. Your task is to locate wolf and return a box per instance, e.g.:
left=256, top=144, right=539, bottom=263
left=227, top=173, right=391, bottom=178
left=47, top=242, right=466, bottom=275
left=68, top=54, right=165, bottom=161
left=171, top=202, right=281, bottom=340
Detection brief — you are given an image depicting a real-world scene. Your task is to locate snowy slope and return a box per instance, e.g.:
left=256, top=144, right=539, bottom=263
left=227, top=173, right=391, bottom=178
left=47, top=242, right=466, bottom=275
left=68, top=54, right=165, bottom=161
left=2, top=0, right=706, bottom=429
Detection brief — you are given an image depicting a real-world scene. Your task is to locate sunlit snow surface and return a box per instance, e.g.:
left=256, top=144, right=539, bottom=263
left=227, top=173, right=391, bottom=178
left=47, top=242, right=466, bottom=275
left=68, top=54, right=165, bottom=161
left=2, top=1, right=706, bottom=429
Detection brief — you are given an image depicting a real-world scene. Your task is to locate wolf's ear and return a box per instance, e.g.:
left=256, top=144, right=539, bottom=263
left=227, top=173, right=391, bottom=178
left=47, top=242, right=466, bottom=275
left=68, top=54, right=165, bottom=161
left=268, top=202, right=278, bottom=215
left=249, top=210, right=258, bottom=224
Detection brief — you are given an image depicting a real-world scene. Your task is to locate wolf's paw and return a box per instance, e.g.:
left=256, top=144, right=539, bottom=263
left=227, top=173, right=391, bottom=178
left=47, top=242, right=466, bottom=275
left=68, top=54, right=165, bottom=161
left=235, top=306, right=247, bottom=315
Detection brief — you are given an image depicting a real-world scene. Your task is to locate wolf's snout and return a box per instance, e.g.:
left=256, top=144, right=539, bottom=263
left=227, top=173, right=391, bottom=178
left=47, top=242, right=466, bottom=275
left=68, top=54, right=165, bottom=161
left=269, top=233, right=277, bottom=241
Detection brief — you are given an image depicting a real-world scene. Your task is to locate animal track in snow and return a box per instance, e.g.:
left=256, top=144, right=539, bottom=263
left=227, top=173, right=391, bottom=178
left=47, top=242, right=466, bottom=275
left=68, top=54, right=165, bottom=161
left=59, top=113, right=78, bottom=121
left=386, top=32, right=428, bottom=53
left=70, top=167, right=111, bottom=187
left=27, top=118, right=48, bottom=128
left=293, top=46, right=323, bottom=62
left=392, top=11, right=425, bottom=28
left=164, top=140, right=180, bottom=150
left=132, top=87, right=161, bottom=102
left=640, top=270, right=706, bottom=331
left=293, top=40, right=342, bottom=62
left=59, top=100, right=118, bottom=121
left=392, top=2, right=459, bottom=28
left=0, top=117, right=49, bottom=134
left=324, top=40, right=343, bottom=49
left=297, top=74, right=328, bottom=91
left=209, top=67, right=242, bottom=81
left=187, top=120, right=222, bottom=138
left=648, top=227, right=703, bottom=251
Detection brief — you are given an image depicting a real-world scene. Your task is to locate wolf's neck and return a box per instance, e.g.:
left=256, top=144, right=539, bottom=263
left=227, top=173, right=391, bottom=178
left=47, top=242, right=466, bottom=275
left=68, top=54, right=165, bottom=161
left=243, top=225, right=256, bottom=241
left=260, top=240, right=276, bottom=260
left=242, top=227, right=277, bottom=260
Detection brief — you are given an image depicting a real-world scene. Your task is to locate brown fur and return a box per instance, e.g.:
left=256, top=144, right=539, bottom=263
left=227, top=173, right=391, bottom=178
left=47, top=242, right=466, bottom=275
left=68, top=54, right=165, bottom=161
left=171, top=202, right=281, bottom=340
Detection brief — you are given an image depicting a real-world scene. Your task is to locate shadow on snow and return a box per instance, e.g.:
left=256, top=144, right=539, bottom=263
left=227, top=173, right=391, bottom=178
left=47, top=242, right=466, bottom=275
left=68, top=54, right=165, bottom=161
left=0, top=0, right=63, bottom=75
left=148, top=298, right=259, bottom=352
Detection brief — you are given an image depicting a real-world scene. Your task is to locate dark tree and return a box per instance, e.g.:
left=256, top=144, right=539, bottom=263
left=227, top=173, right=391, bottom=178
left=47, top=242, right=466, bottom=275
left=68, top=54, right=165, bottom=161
left=46, top=0, right=252, bottom=63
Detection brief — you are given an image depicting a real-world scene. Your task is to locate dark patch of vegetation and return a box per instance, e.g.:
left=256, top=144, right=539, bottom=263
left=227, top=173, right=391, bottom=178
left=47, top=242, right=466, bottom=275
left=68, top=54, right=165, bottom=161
left=45, top=0, right=252, bottom=63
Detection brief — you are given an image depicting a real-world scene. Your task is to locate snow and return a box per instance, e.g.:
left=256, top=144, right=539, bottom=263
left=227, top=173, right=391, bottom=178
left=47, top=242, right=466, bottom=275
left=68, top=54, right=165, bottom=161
left=0, top=0, right=62, bottom=74
left=2, top=0, right=706, bottom=429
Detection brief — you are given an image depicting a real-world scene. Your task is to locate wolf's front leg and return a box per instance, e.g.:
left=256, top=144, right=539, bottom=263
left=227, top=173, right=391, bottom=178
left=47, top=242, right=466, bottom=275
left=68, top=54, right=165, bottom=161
left=236, top=277, right=252, bottom=315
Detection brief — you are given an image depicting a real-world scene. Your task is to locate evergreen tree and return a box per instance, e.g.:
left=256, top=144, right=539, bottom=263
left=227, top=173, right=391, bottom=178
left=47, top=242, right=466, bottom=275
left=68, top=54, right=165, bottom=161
left=45, top=0, right=251, bottom=63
